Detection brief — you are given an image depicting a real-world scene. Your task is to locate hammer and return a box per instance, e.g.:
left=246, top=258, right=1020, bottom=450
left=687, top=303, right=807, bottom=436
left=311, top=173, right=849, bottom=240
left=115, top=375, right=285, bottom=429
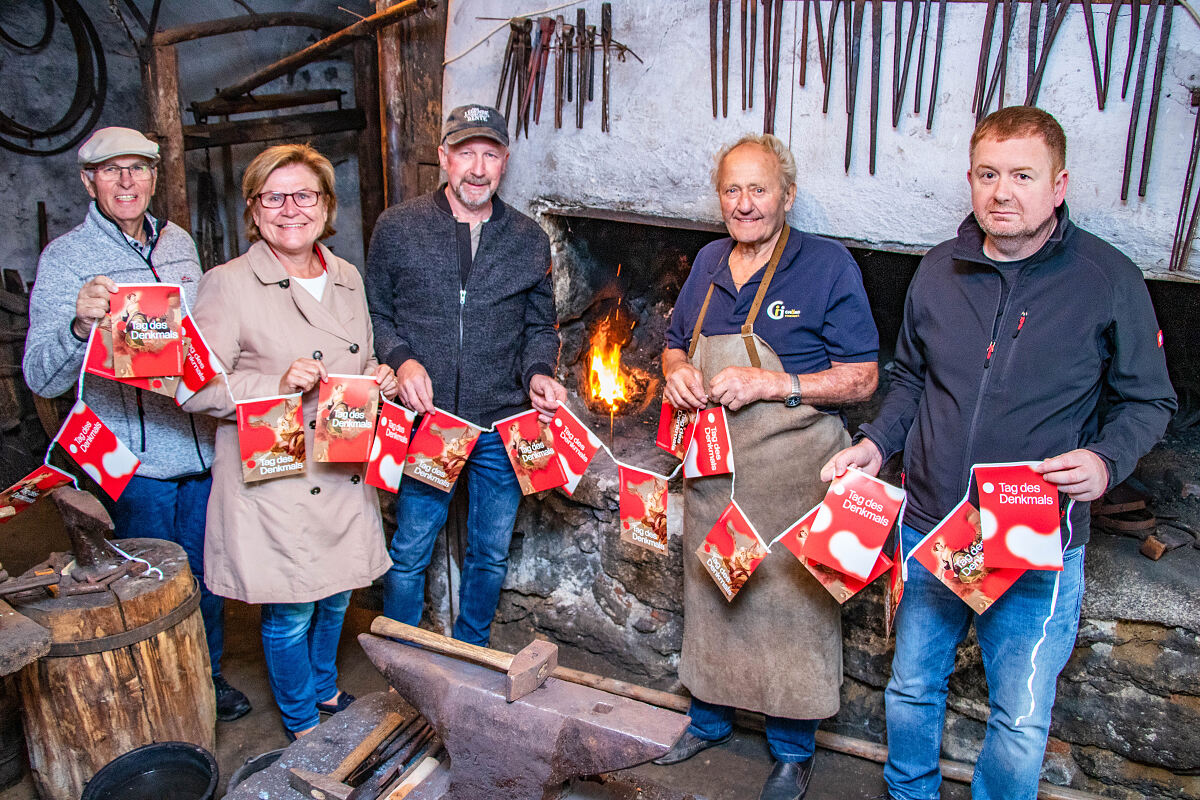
left=370, top=617, right=557, bottom=703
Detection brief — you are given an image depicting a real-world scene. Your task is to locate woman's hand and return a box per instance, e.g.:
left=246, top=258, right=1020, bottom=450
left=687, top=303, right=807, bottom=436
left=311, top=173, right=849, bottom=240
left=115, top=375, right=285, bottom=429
left=708, top=366, right=788, bottom=411
left=279, top=357, right=327, bottom=395
left=372, top=364, right=399, bottom=400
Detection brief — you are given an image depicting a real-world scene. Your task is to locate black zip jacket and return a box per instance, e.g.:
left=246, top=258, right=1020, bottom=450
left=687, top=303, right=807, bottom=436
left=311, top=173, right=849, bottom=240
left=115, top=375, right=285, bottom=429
left=859, top=205, right=1176, bottom=547
left=365, top=188, right=559, bottom=428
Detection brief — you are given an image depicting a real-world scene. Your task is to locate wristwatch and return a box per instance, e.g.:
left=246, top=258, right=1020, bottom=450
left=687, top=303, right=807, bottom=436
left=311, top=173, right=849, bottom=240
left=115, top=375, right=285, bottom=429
left=784, top=373, right=803, bottom=408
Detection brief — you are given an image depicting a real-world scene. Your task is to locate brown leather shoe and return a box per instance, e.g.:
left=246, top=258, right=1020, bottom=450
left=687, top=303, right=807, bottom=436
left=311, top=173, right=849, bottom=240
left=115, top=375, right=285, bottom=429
left=757, top=757, right=815, bottom=800
left=651, top=729, right=733, bottom=765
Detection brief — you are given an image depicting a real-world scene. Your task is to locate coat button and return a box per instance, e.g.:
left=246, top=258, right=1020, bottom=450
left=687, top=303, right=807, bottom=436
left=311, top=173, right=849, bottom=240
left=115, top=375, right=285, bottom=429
left=309, top=420, right=316, bottom=429
left=312, top=350, right=323, bottom=360
left=350, top=475, right=360, bottom=484
left=278, top=279, right=290, bottom=289
left=310, top=486, right=321, bottom=495
left=349, top=343, right=359, bottom=354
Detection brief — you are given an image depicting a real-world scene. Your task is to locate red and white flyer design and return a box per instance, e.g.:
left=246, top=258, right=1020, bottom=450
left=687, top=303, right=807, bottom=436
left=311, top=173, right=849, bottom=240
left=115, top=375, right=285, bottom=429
left=618, top=464, right=670, bottom=555
left=84, top=323, right=178, bottom=398
left=403, top=408, right=483, bottom=493
left=174, top=314, right=223, bottom=404
left=0, top=464, right=74, bottom=524
left=777, top=505, right=891, bottom=604
left=109, top=283, right=185, bottom=378
left=550, top=404, right=602, bottom=496
left=683, top=406, right=734, bottom=478
left=696, top=500, right=768, bottom=601
left=912, top=497, right=1026, bottom=614
left=655, top=401, right=694, bottom=460
left=236, top=394, right=306, bottom=483
left=54, top=400, right=139, bottom=499
left=496, top=409, right=568, bottom=495
left=973, top=462, right=1062, bottom=571
left=365, top=400, right=416, bottom=493
left=314, top=374, right=380, bottom=463
left=802, top=468, right=905, bottom=581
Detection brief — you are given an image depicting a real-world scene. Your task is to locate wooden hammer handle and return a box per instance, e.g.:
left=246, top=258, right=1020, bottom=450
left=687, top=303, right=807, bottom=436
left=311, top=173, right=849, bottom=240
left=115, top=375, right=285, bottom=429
left=370, top=617, right=514, bottom=673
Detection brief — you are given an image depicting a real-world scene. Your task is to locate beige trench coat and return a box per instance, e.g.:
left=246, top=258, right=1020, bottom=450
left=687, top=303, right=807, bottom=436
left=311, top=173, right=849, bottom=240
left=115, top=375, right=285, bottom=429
left=185, top=240, right=391, bottom=604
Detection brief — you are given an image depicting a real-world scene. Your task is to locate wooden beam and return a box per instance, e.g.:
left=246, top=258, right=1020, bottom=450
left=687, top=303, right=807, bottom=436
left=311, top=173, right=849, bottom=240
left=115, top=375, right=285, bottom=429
left=142, top=44, right=190, bottom=232
left=182, top=108, right=366, bottom=150
left=190, top=90, right=344, bottom=119
left=215, top=0, right=436, bottom=102
left=152, top=13, right=343, bottom=46
left=354, top=39, right=384, bottom=258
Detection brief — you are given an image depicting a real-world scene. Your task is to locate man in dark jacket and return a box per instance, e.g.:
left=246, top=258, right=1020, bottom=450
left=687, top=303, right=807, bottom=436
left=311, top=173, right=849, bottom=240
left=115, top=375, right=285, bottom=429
left=366, top=104, right=566, bottom=646
left=822, top=107, right=1175, bottom=800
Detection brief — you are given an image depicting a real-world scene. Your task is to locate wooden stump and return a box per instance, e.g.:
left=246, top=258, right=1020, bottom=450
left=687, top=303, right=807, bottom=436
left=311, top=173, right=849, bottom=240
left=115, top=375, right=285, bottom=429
left=0, top=674, right=25, bottom=790
left=9, top=538, right=215, bottom=800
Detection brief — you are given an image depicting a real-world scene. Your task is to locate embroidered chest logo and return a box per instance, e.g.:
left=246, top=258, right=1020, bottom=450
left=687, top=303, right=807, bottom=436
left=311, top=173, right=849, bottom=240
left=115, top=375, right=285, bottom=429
left=766, top=301, right=800, bottom=320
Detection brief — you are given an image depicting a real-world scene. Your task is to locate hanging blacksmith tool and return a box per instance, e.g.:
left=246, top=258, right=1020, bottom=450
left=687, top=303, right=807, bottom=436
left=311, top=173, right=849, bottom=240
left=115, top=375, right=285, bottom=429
left=891, top=0, right=920, bottom=127
left=710, top=0, right=719, bottom=117
left=812, top=0, right=830, bottom=93
left=1120, top=0, right=1142, bottom=99
left=515, top=17, right=544, bottom=137
left=868, top=0, right=882, bottom=174
left=1081, top=0, right=1105, bottom=109
left=1097, top=0, right=1131, bottom=107
left=763, top=0, right=784, bottom=133
left=1024, top=0, right=1070, bottom=107
left=723, top=0, right=732, bottom=117
left=576, top=8, right=587, bottom=128
left=912, top=0, right=931, bottom=114
left=749, top=0, right=758, bottom=107
left=587, top=23, right=597, bottom=102
left=971, top=0, right=999, bottom=116
left=925, top=0, right=947, bottom=130
left=553, top=15, right=565, bottom=129
left=845, top=0, right=866, bottom=171
left=564, top=20, right=574, bottom=103
left=1122, top=0, right=1161, bottom=200
left=601, top=2, right=612, bottom=133
left=495, top=20, right=518, bottom=110
left=821, top=0, right=842, bottom=113
left=1169, top=92, right=1200, bottom=272
left=800, top=0, right=810, bottom=87
left=978, top=0, right=1017, bottom=123
left=742, top=0, right=750, bottom=104
left=1137, top=0, right=1173, bottom=198
left=1028, top=0, right=1043, bottom=85
left=533, top=16, right=555, bottom=125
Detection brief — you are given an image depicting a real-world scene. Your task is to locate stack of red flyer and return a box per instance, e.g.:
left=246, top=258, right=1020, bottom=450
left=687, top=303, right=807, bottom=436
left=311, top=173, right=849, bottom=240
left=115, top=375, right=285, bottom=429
left=403, top=408, right=484, bottom=492
left=655, top=401, right=694, bottom=460
left=550, top=405, right=602, bottom=496
left=496, top=409, right=568, bottom=495
left=911, top=497, right=1025, bottom=614
left=314, top=375, right=380, bottom=463
left=0, top=464, right=74, bottom=523
left=365, top=400, right=416, bottom=493
left=236, top=394, right=306, bottom=483
left=801, top=468, right=905, bottom=581
left=683, top=406, right=734, bottom=478
left=109, top=284, right=185, bottom=379
left=54, top=400, right=140, bottom=499
left=618, top=464, right=670, bottom=554
left=174, top=315, right=223, bottom=405
left=973, top=462, right=1063, bottom=570
left=696, top=501, right=768, bottom=601
left=777, top=505, right=893, bottom=604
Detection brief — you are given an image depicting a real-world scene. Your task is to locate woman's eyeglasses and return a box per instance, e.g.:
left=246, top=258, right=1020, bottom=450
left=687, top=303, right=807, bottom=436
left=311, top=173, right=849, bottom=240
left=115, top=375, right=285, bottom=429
left=255, top=190, right=322, bottom=208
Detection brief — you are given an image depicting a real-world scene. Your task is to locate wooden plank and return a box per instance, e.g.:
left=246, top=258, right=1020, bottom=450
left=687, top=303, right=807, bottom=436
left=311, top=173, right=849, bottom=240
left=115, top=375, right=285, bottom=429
left=0, top=598, right=51, bottom=677
left=354, top=39, right=385, bottom=258
left=182, top=109, right=366, bottom=150
left=153, top=12, right=343, bottom=46
left=190, top=89, right=344, bottom=119
left=142, top=44, right=190, bottom=233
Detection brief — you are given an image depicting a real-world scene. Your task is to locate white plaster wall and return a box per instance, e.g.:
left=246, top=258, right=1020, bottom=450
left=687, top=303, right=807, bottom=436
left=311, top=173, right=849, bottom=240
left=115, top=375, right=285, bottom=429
left=443, top=0, right=1200, bottom=277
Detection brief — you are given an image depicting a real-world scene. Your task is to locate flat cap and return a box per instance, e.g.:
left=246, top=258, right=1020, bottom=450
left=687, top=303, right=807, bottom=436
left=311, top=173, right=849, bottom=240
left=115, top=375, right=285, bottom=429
left=78, top=127, right=160, bottom=166
left=441, top=104, right=509, bottom=147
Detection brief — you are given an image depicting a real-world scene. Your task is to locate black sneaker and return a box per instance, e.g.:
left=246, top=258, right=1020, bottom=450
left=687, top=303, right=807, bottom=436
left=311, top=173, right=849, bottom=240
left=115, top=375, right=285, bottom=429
left=316, top=690, right=356, bottom=716
left=213, top=675, right=251, bottom=722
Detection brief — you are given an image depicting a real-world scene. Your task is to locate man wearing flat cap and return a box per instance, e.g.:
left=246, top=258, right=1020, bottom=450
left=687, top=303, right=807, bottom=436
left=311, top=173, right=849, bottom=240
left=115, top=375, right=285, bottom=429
left=23, top=126, right=251, bottom=722
left=367, top=104, right=566, bottom=645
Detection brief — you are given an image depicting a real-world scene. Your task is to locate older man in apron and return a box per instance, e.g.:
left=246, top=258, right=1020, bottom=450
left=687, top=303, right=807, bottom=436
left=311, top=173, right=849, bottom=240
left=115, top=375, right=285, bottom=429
left=658, top=134, right=879, bottom=800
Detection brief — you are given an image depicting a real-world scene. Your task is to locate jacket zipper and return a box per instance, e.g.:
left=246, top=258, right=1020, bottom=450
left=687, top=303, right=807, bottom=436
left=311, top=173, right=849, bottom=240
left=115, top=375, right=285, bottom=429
left=455, top=284, right=465, bottom=413
left=960, top=271, right=1022, bottom=484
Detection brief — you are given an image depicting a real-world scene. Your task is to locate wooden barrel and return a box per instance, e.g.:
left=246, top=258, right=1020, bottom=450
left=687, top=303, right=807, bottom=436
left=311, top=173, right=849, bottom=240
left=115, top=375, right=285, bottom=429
left=9, top=538, right=215, bottom=800
left=0, top=674, right=25, bottom=790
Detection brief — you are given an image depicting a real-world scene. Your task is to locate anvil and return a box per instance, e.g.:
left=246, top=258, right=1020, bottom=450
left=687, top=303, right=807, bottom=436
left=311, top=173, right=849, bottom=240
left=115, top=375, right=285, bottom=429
left=358, top=633, right=689, bottom=800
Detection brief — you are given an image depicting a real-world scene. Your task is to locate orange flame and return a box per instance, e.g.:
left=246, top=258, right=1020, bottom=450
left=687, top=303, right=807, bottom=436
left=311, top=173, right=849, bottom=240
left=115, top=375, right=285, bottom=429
left=588, top=315, right=630, bottom=411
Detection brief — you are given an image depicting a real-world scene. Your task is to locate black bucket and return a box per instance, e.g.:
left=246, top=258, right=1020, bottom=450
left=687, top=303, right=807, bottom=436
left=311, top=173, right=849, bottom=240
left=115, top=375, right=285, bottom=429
left=80, top=742, right=218, bottom=800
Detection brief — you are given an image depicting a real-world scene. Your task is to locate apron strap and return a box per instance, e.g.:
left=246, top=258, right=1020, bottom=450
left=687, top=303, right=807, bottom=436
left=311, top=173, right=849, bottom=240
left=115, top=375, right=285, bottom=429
left=687, top=283, right=717, bottom=360
left=740, top=226, right=791, bottom=368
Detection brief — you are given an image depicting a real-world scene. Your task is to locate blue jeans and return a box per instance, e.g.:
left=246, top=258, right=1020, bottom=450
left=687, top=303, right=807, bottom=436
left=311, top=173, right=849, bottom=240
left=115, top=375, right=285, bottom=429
left=688, top=697, right=819, bottom=763
left=383, top=430, right=521, bottom=646
left=884, top=525, right=1085, bottom=800
left=260, top=590, right=351, bottom=733
left=105, top=472, right=224, bottom=676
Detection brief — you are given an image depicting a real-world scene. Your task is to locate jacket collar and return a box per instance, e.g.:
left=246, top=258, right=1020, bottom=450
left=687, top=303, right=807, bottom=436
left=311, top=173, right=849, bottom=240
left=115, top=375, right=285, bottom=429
left=432, top=183, right=509, bottom=224
left=86, top=201, right=158, bottom=249
left=952, top=202, right=1072, bottom=270
left=712, top=225, right=804, bottom=294
left=246, top=240, right=357, bottom=343
left=246, top=239, right=353, bottom=288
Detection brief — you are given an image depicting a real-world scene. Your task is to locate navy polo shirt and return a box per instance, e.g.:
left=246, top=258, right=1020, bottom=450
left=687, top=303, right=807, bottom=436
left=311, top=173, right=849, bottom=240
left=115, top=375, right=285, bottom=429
left=666, top=229, right=878, bottom=374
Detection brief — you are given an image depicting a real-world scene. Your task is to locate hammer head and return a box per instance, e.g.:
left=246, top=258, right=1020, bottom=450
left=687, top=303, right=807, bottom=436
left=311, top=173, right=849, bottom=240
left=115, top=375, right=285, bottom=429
left=506, top=639, right=557, bottom=702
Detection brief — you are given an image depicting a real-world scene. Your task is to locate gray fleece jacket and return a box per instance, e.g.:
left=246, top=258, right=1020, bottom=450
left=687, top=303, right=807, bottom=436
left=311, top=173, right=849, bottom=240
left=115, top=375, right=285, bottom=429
left=23, top=202, right=216, bottom=479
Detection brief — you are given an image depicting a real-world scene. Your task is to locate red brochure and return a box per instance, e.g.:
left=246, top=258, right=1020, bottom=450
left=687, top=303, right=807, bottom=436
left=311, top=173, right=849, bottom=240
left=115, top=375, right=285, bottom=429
left=403, top=408, right=483, bottom=493
left=109, top=284, right=185, bottom=378
left=314, top=374, right=380, bottom=463
left=550, top=404, right=602, bottom=496
left=912, top=497, right=1026, bottom=614
left=655, top=401, right=694, bottom=460
left=174, top=314, right=223, bottom=404
left=84, top=323, right=178, bottom=398
left=496, top=410, right=568, bottom=495
left=802, top=468, right=906, bottom=581
left=365, top=400, right=416, bottom=493
left=885, top=543, right=904, bottom=638
left=777, top=505, right=892, bottom=604
left=973, top=462, right=1063, bottom=571
left=618, top=464, right=670, bottom=555
left=683, top=406, right=734, bottom=478
left=54, top=400, right=139, bottom=499
left=0, top=464, right=74, bottom=524
left=696, top=500, right=768, bottom=601
left=236, top=394, right=306, bottom=483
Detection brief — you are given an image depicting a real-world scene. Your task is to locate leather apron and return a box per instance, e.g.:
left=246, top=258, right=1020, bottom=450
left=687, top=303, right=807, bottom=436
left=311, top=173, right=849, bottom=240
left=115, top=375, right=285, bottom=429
left=677, top=227, right=851, bottom=720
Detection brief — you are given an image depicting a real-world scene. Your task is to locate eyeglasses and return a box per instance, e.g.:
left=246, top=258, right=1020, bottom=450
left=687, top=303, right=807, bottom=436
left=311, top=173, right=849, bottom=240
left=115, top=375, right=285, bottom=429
left=89, top=164, right=155, bottom=181
left=255, top=190, right=322, bottom=209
